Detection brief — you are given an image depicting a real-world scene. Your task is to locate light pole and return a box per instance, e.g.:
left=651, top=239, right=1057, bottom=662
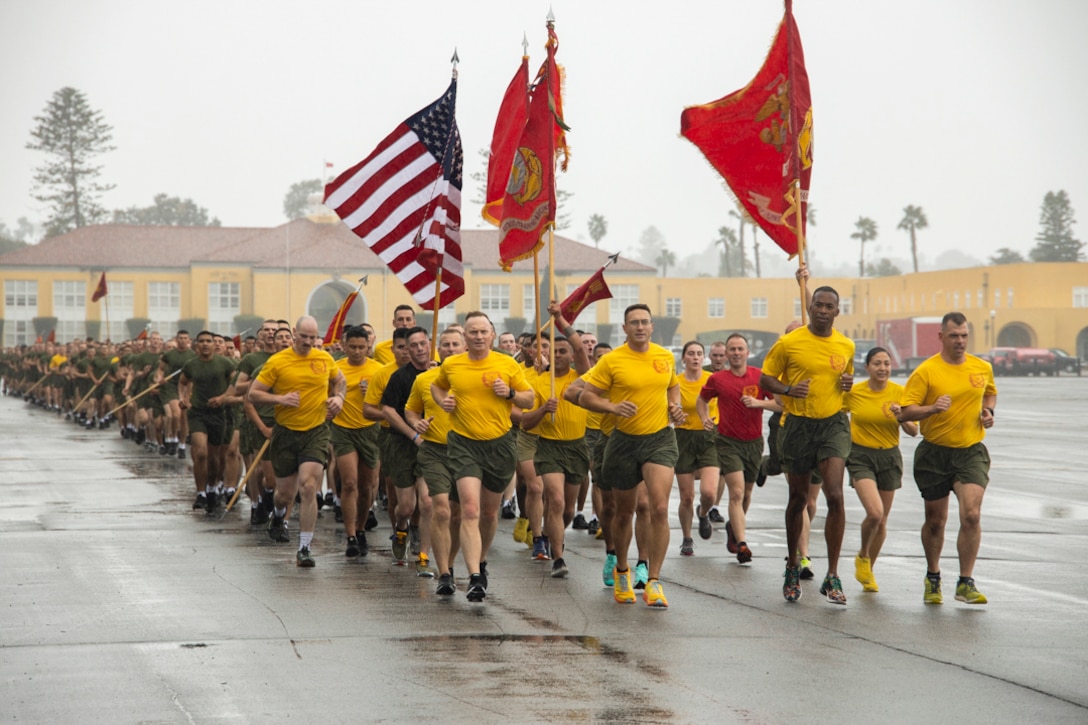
left=990, top=309, right=997, bottom=347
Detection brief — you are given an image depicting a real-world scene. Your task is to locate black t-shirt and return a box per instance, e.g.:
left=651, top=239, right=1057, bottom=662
left=380, top=363, right=428, bottom=438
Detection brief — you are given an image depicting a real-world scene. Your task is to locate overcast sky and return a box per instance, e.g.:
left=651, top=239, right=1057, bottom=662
left=2, top=0, right=1086, bottom=275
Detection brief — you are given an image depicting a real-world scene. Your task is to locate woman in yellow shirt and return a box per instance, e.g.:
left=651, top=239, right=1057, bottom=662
left=673, top=341, right=718, bottom=556
left=845, top=347, right=918, bottom=592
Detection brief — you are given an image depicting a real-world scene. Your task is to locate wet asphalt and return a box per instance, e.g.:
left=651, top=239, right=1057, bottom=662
left=1, top=376, right=1086, bottom=724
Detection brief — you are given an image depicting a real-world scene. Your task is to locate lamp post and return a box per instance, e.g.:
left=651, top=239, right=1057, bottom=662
left=990, top=309, right=997, bottom=347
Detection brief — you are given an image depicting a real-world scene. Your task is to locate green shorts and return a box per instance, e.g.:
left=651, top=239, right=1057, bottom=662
left=269, top=423, right=331, bottom=478
left=159, top=382, right=180, bottom=403
left=240, top=416, right=274, bottom=457
left=384, top=432, right=421, bottom=489
left=778, top=412, right=851, bottom=476
left=95, top=382, right=114, bottom=400
left=516, top=428, right=539, bottom=463
left=584, top=428, right=602, bottom=464
left=187, top=407, right=229, bottom=447
left=534, top=437, right=589, bottom=484
left=592, top=432, right=610, bottom=489
left=675, top=428, right=719, bottom=474
left=847, top=443, right=903, bottom=492
left=601, top=427, right=679, bottom=492
left=418, top=440, right=457, bottom=500
left=331, top=423, right=381, bottom=469
left=447, top=429, right=516, bottom=494
left=715, top=434, right=763, bottom=482
left=377, top=426, right=392, bottom=464
left=913, top=439, right=989, bottom=501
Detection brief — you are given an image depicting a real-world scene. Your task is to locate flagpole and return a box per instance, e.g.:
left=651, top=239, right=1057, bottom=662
left=430, top=266, right=442, bottom=359
left=548, top=228, right=556, bottom=402
left=533, top=251, right=542, bottom=363
left=794, top=180, right=808, bottom=325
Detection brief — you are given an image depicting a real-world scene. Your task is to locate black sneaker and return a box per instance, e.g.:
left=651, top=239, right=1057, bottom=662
left=708, top=508, right=725, bottom=524
left=479, top=561, right=489, bottom=590
left=269, top=515, right=289, bottom=543
left=697, top=507, right=712, bottom=540
left=755, top=456, right=769, bottom=487
left=436, top=573, right=456, bottom=596
left=551, top=558, right=570, bottom=578
left=345, top=536, right=361, bottom=558
left=334, top=505, right=343, bottom=523
left=357, top=533, right=369, bottom=557
left=364, top=510, right=378, bottom=531
left=324, top=492, right=335, bottom=509
left=205, top=491, right=218, bottom=513
left=296, top=547, right=316, bottom=568
left=587, top=517, right=600, bottom=535
left=193, top=493, right=207, bottom=510
left=177, top=446, right=186, bottom=460
left=500, top=500, right=516, bottom=520
left=158, top=445, right=167, bottom=456
left=250, top=506, right=260, bottom=526
left=466, top=574, right=486, bottom=602
left=571, top=513, right=589, bottom=530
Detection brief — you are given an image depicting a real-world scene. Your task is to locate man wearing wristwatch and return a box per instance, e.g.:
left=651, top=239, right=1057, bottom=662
left=248, top=316, right=347, bottom=568
left=431, top=312, right=533, bottom=602
left=899, top=311, right=996, bottom=606
left=761, top=286, right=855, bottom=605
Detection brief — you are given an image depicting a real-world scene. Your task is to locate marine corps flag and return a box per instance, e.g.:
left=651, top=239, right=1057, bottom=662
left=483, top=55, right=530, bottom=227
left=559, top=267, right=613, bottom=325
left=680, top=0, right=812, bottom=257
left=91, top=272, right=108, bottom=302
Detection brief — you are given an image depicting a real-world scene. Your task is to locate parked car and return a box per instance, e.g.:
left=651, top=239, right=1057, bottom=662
left=986, top=347, right=1016, bottom=375
left=1009, top=348, right=1057, bottom=376
left=1051, top=348, right=1082, bottom=375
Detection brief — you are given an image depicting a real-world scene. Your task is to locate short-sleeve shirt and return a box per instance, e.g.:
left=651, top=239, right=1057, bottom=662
left=161, top=348, right=196, bottom=384
left=432, top=351, right=529, bottom=441
left=700, top=366, right=771, bottom=441
left=406, top=367, right=452, bottom=444
left=363, top=362, right=400, bottom=429
left=846, top=380, right=906, bottom=449
left=381, top=363, right=430, bottom=437
left=333, top=357, right=383, bottom=430
left=582, top=342, right=679, bottom=436
left=530, top=367, right=587, bottom=441
left=255, top=347, right=338, bottom=431
left=371, top=339, right=394, bottom=366
left=901, top=354, right=997, bottom=448
left=677, top=370, right=717, bottom=432
left=181, top=355, right=236, bottom=410
left=761, top=326, right=854, bottom=420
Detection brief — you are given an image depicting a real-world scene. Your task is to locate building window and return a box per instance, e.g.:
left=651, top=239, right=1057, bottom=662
left=964, top=289, right=971, bottom=309
left=793, top=297, right=802, bottom=318
left=148, top=281, right=181, bottom=337
left=953, top=291, right=960, bottom=309
left=1074, top=287, right=1088, bottom=308
left=522, top=284, right=537, bottom=322
left=53, top=280, right=86, bottom=342
left=994, top=289, right=1001, bottom=308
left=841, top=297, right=853, bottom=316
left=977, top=289, right=984, bottom=308
left=608, top=285, right=640, bottom=322
left=208, top=282, right=241, bottom=335
left=707, top=297, right=724, bottom=318
left=665, top=297, right=682, bottom=317
left=479, top=284, right=510, bottom=315
left=105, top=281, right=133, bottom=341
left=3, top=280, right=37, bottom=346
left=1007, top=287, right=1014, bottom=308
left=750, top=297, right=768, bottom=319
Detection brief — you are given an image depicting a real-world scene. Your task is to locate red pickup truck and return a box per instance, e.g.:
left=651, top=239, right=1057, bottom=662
left=985, top=347, right=1057, bottom=376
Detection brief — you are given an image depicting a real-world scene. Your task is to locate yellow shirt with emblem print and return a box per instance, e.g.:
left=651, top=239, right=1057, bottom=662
left=846, top=380, right=905, bottom=450
left=256, top=347, right=339, bottom=431
left=530, top=367, right=587, bottom=441
left=406, top=367, right=452, bottom=444
left=333, top=356, right=383, bottom=430
left=901, top=353, right=996, bottom=448
left=678, top=370, right=717, bottom=432
left=432, top=351, right=530, bottom=441
left=762, top=326, right=855, bottom=420
left=583, top=342, right=679, bottom=436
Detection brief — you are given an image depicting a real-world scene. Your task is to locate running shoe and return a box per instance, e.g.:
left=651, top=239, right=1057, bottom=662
left=250, top=506, right=261, bottom=526
left=571, top=513, right=589, bottom=530
left=531, top=536, right=551, bottom=561
left=364, top=509, right=378, bottom=531
left=436, top=573, right=456, bottom=596
left=269, top=515, right=290, bottom=543
left=204, top=491, right=218, bottom=514
left=820, top=574, right=847, bottom=605
left=955, top=577, right=988, bottom=604
left=634, top=562, right=649, bottom=590
left=613, top=568, right=636, bottom=604
left=500, top=500, right=516, bottom=519
left=708, top=507, right=725, bottom=524
left=551, top=558, right=569, bottom=578
left=296, top=546, right=316, bottom=568
left=466, top=574, right=487, bottom=602
left=799, top=556, right=815, bottom=580
left=357, top=533, right=369, bottom=557
left=587, top=517, right=600, bottom=535
left=783, top=564, right=802, bottom=602
left=680, top=538, right=695, bottom=556
left=409, top=526, right=421, bottom=556
left=177, top=446, right=186, bottom=460
left=192, top=493, right=206, bottom=510
left=324, top=491, right=335, bottom=509
left=737, top=542, right=752, bottom=564
left=595, top=527, right=605, bottom=540
left=334, top=505, right=343, bottom=523
left=643, top=580, right=669, bottom=608
left=725, top=520, right=738, bottom=554
left=755, top=456, right=769, bottom=487
left=479, top=561, right=488, bottom=590
left=697, top=507, right=712, bottom=540
left=345, top=536, right=361, bottom=558
left=855, top=555, right=878, bottom=592
left=603, top=553, right=617, bottom=586
left=391, top=529, right=408, bottom=563
left=924, top=575, right=943, bottom=604
left=514, top=517, right=530, bottom=545
left=416, top=553, right=434, bottom=578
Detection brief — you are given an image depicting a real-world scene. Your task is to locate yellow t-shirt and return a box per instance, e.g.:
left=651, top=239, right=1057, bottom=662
left=677, top=371, right=717, bottom=432
left=371, top=339, right=394, bottom=366
left=432, top=351, right=529, bottom=441
left=761, top=326, right=855, bottom=420
left=333, top=357, right=383, bottom=430
left=583, top=342, right=679, bottom=436
left=902, top=354, right=997, bottom=448
left=363, top=361, right=400, bottom=428
left=406, top=367, right=452, bottom=444
left=530, top=368, right=587, bottom=441
left=255, top=347, right=339, bottom=431
left=846, top=380, right=905, bottom=449
left=50, top=354, right=67, bottom=370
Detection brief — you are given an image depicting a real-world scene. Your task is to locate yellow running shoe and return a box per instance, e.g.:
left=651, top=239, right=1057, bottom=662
left=643, top=579, right=669, bottom=608
left=613, top=568, right=636, bottom=603
left=855, top=555, right=879, bottom=592
left=513, top=517, right=531, bottom=547
left=955, top=577, right=988, bottom=604
left=924, top=575, right=943, bottom=604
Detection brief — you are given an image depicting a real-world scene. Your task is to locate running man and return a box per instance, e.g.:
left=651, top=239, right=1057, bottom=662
left=178, top=331, right=237, bottom=513
left=899, top=312, right=996, bottom=605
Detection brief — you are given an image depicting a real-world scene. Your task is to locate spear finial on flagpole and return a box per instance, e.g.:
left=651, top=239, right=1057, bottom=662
left=604, top=252, right=620, bottom=269
left=451, top=47, right=459, bottom=79
left=522, top=32, right=529, bottom=57
left=547, top=7, right=555, bottom=24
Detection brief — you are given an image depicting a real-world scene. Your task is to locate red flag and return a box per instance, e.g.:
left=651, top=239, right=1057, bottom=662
left=498, top=26, right=567, bottom=271
left=483, top=56, right=530, bottom=227
left=324, top=79, right=464, bottom=311
left=322, top=290, right=359, bottom=345
left=232, top=334, right=242, bottom=352
left=324, top=161, right=334, bottom=168
left=47, top=329, right=56, bottom=344
left=135, top=328, right=148, bottom=341
left=91, top=272, right=108, bottom=302
left=680, top=0, right=812, bottom=257
left=560, top=267, right=612, bottom=324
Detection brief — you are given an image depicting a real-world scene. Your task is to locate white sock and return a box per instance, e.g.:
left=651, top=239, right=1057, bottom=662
left=299, top=532, right=314, bottom=549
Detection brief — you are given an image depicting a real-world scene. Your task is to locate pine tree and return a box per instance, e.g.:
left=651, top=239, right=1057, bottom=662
left=1029, top=191, right=1083, bottom=261
left=26, top=87, right=115, bottom=237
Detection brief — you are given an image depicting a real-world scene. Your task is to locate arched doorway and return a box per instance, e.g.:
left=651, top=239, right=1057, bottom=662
left=996, top=322, right=1035, bottom=348
left=1077, top=327, right=1088, bottom=361
left=306, top=280, right=368, bottom=335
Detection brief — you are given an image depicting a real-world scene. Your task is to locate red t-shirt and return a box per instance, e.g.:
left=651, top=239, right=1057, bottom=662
left=700, top=366, right=772, bottom=441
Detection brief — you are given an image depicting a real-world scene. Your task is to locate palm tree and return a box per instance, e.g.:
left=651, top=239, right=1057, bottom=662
left=716, top=226, right=740, bottom=277
left=897, top=205, right=928, bottom=273
left=587, top=213, right=608, bottom=248
left=655, top=248, right=676, bottom=277
left=728, top=208, right=746, bottom=276
left=851, top=216, right=878, bottom=277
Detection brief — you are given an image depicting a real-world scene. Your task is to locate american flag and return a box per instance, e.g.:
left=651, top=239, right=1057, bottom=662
left=324, top=79, right=465, bottom=310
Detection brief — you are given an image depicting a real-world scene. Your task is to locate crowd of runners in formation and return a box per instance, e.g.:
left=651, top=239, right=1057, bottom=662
left=0, top=269, right=998, bottom=609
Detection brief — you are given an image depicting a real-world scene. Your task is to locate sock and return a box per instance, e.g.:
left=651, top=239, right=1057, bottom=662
left=274, top=506, right=287, bottom=518
left=927, top=571, right=941, bottom=581
left=299, top=531, right=314, bottom=549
